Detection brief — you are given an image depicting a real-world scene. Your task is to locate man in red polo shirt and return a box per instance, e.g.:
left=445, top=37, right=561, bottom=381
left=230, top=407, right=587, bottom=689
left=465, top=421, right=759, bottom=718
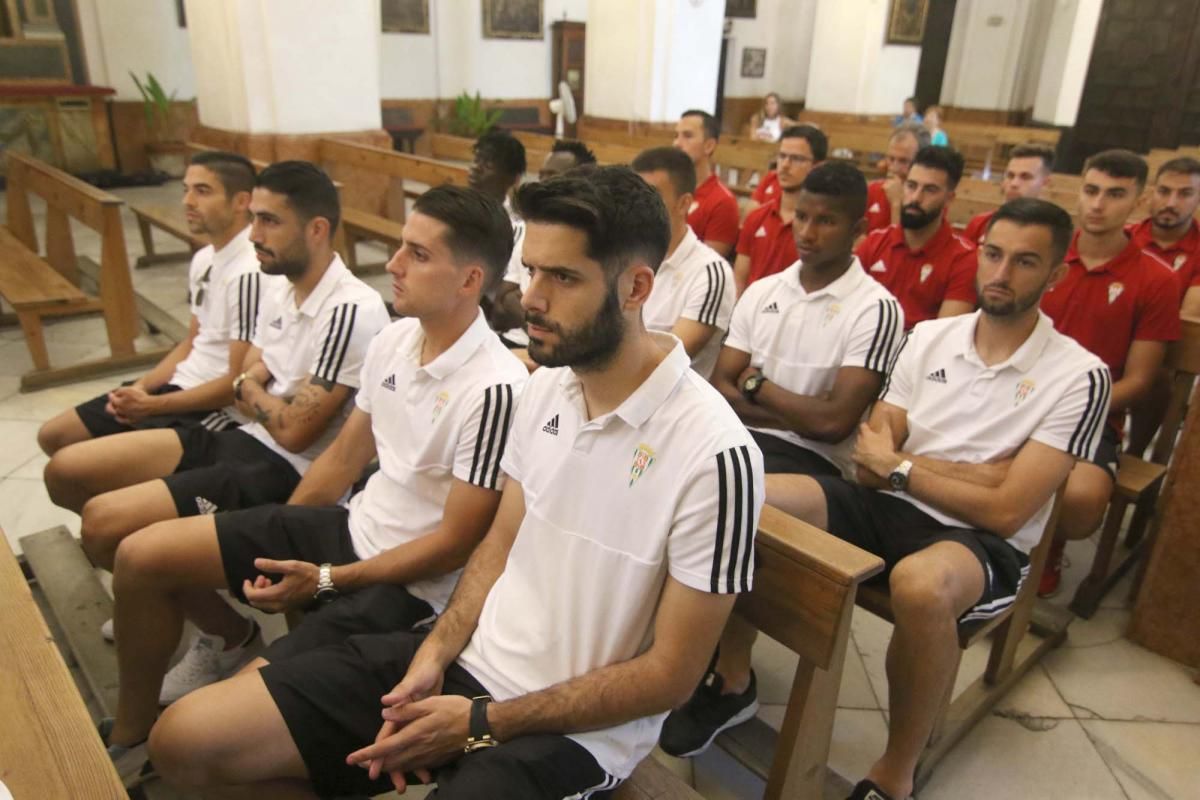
left=1038, top=150, right=1181, bottom=596
left=856, top=146, right=977, bottom=327
left=750, top=168, right=780, bottom=208
left=962, top=143, right=1056, bottom=246
left=674, top=109, right=739, bottom=259
left=865, top=123, right=929, bottom=233
left=733, top=125, right=827, bottom=295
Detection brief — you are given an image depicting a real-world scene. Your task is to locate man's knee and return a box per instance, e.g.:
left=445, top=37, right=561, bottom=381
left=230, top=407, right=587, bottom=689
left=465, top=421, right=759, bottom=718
left=80, top=494, right=130, bottom=560
left=1060, top=464, right=1114, bottom=539
left=888, top=557, right=964, bottom=621
left=112, top=524, right=173, bottom=590
left=149, top=698, right=230, bottom=787
left=38, top=415, right=77, bottom=456
left=43, top=446, right=92, bottom=504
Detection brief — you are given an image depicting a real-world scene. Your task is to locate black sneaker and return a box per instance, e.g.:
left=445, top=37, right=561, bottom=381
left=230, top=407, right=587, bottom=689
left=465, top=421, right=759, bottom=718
left=98, top=716, right=156, bottom=788
left=658, top=670, right=759, bottom=757
left=846, top=779, right=897, bottom=800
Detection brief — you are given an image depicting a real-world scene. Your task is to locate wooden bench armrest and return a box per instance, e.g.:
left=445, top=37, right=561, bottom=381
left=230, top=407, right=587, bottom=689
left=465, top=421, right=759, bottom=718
left=756, top=504, right=885, bottom=586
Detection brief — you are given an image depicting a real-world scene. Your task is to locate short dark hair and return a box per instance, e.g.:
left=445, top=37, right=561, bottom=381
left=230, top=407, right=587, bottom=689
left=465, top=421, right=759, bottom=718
left=912, top=145, right=965, bottom=189
left=1157, top=156, right=1200, bottom=180
left=514, top=165, right=670, bottom=279
left=986, top=198, right=1074, bottom=265
left=781, top=124, right=828, bottom=162
left=189, top=150, right=256, bottom=197
left=891, top=121, right=931, bottom=149
left=473, top=130, right=527, bottom=178
left=800, top=161, right=868, bottom=221
left=551, top=139, right=597, bottom=166
left=905, top=96, right=919, bottom=106
left=255, top=160, right=340, bottom=236
left=631, top=146, right=697, bottom=197
left=1084, top=149, right=1148, bottom=189
left=412, top=185, right=514, bottom=295
left=682, top=109, right=721, bottom=141
left=1009, top=143, right=1056, bottom=173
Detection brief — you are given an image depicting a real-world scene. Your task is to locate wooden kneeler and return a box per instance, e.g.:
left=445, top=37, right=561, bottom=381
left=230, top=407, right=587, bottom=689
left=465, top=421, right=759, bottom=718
left=854, top=490, right=1068, bottom=792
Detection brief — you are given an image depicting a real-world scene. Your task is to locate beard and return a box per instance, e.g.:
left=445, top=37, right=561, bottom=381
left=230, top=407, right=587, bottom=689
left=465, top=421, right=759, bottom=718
left=976, top=277, right=1049, bottom=318
left=257, top=239, right=309, bottom=278
left=900, top=202, right=943, bottom=230
left=1152, top=209, right=1188, bottom=230
left=525, top=286, right=626, bottom=371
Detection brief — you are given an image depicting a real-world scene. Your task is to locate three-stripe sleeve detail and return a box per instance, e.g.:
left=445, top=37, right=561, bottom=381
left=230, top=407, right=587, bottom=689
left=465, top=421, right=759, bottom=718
left=1068, top=367, right=1112, bottom=458
left=710, top=445, right=756, bottom=594
left=697, top=260, right=728, bottom=327
left=236, top=273, right=261, bottom=341
left=864, top=298, right=902, bottom=372
left=879, top=331, right=909, bottom=400
left=469, top=384, right=515, bottom=490
left=314, top=303, right=358, bottom=385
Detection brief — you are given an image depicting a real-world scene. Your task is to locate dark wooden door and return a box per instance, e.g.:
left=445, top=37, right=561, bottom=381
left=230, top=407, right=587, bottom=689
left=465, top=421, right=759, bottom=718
left=551, top=20, right=585, bottom=138
left=914, top=0, right=958, bottom=111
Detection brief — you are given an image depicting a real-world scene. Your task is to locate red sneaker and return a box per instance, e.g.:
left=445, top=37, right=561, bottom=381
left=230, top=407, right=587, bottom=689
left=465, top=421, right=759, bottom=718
left=1038, top=540, right=1065, bottom=598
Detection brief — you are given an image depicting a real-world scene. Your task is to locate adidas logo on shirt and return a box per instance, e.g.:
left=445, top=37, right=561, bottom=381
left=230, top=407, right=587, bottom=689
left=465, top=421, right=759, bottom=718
left=381, top=374, right=397, bottom=391
left=269, top=316, right=283, bottom=329
left=754, top=226, right=767, bottom=238
left=542, top=414, right=560, bottom=436
left=195, top=496, right=219, bottom=515
left=762, top=302, right=780, bottom=314
left=926, top=368, right=948, bottom=384
left=868, top=202, right=881, bottom=213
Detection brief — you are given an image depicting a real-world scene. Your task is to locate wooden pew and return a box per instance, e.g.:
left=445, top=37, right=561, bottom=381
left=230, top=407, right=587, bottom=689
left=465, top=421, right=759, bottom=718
left=3, top=152, right=175, bottom=391
left=131, top=203, right=206, bottom=268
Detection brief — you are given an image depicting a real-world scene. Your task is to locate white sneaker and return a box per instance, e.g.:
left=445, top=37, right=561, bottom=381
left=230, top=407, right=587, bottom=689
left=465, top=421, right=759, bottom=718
left=100, top=617, right=114, bottom=642
left=158, top=621, right=264, bottom=705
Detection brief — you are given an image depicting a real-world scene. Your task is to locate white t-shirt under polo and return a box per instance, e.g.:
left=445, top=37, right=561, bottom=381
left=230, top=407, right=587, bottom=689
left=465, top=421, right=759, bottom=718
left=350, top=310, right=528, bottom=612
left=240, top=255, right=390, bottom=474
left=501, top=201, right=530, bottom=345
left=881, top=311, right=1111, bottom=553
left=457, top=335, right=765, bottom=781
left=170, top=226, right=266, bottom=397
left=643, top=228, right=735, bottom=379
left=725, top=258, right=904, bottom=475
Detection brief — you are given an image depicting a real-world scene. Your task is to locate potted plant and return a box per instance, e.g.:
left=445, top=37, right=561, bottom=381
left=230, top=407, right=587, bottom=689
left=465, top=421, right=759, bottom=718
left=442, top=91, right=503, bottom=137
left=130, top=71, right=194, bottom=177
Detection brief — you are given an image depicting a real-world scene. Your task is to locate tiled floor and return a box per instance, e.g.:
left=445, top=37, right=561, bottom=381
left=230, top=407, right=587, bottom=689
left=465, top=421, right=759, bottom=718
left=3, top=184, right=1196, bottom=799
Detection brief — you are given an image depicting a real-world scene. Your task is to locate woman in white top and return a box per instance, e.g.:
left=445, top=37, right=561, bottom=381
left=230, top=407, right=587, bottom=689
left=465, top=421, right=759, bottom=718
left=748, top=92, right=797, bottom=142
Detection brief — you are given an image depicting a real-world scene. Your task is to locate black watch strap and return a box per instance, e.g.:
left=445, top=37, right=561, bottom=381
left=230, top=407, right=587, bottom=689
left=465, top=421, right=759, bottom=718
left=465, top=695, right=497, bottom=752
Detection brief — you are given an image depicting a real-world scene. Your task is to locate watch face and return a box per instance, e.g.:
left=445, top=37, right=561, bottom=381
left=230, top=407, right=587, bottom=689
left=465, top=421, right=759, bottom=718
left=889, top=471, right=906, bottom=490
left=315, top=587, right=338, bottom=602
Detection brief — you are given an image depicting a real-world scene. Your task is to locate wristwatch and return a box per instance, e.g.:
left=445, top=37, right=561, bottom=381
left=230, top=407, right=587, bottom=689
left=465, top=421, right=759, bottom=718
left=742, top=372, right=768, bottom=402
left=232, top=371, right=250, bottom=401
left=888, top=459, right=914, bottom=492
left=314, top=563, right=338, bottom=603
left=464, top=695, right=499, bottom=753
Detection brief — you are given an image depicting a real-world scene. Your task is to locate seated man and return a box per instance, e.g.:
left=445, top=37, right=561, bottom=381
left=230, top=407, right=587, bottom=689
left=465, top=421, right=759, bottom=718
left=735, top=124, right=828, bottom=295
left=865, top=123, right=929, bottom=233
left=1038, top=150, right=1181, bottom=595
left=857, top=145, right=977, bottom=327
left=633, top=146, right=735, bottom=379
left=147, top=166, right=764, bottom=800
left=38, top=151, right=262, bottom=467
left=770, top=199, right=1111, bottom=800
left=962, top=143, right=1055, bottom=245
left=51, top=161, right=390, bottom=575
left=470, top=129, right=529, bottom=337
left=674, top=108, right=740, bottom=259
left=538, top=138, right=597, bottom=181
left=660, top=162, right=904, bottom=755
left=99, top=186, right=529, bottom=787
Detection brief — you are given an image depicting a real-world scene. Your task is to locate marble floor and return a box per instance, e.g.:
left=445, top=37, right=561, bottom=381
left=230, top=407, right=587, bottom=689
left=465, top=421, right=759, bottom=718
left=2, top=183, right=1196, bottom=800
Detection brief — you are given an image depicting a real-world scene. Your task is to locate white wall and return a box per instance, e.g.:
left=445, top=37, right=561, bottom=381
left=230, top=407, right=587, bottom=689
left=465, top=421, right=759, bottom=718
left=75, top=0, right=195, bottom=101
left=585, top=0, right=657, bottom=120
left=939, top=0, right=1042, bottom=111
left=722, top=0, right=817, bottom=100
left=805, top=0, right=919, bottom=115
left=1033, top=0, right=1102, bottom=126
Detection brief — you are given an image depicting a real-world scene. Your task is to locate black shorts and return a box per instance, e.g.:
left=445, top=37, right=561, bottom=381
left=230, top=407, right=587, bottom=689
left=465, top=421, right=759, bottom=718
left=1090, top=425, right=1121, bottom=481
left=164, top=428, right=301, bottom=517
left=750, top=430, right=841, bottom=476
left=260, top=632, right=614, bottom=799
left=75, top=382, right=238, bottom=438
left=813, top=476, right=1030, bottom=633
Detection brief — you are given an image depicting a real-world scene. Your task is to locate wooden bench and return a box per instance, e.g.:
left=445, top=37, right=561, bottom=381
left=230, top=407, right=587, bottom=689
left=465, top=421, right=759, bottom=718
left=3, top=152, right=175, bottom=391
left=1, top=530, right=126, bottom=798
left=131, top=203, right=207, bottom=268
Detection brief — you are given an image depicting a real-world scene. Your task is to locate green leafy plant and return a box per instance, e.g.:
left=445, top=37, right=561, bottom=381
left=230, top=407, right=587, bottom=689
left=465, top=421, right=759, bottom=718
left=129, top=71, right=178, bottom=134
left=445, top=91, right=503, bottom=137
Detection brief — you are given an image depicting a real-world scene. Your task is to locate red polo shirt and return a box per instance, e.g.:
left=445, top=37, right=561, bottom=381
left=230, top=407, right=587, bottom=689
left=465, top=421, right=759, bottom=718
left=1040, top=232, right=1181, bottom=385
left=865, top=180, right=892, bottom=232
left=688, top=173, right=739, bottom=247
left=751, top=170, right=781, bottom=204
left=962, top=210, right=995, bottom=247
left=737, top=198, right=797, bottom=287
left=1127, top=218, right=1200, bottom=300
left=855, top=221, right=978, bottom=327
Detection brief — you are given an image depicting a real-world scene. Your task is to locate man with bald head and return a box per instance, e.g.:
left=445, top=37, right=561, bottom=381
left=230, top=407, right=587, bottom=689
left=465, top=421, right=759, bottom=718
left=866, top=123, right=930, bottom=233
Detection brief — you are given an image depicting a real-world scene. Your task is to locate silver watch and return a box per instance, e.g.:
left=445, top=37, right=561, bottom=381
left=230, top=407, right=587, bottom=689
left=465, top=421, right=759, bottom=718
left=314, top=563, right=338, bottom=602
left=888, top=459, right=914, bottom=492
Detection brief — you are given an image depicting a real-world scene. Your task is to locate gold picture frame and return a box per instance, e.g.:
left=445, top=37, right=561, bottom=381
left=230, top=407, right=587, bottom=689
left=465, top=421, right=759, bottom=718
left=482, top=0, right=543, bottom=40
left=382, top=0, right=430, bottom=34
left=886, top=0, right=929, bottom=45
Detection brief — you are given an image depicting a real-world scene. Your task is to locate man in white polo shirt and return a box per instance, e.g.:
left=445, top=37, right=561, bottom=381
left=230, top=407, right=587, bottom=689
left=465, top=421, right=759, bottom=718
left=97, top=186, right=527, bottom=787
left=768, top=199, right=1111, bottom=800
left=661, top=162, right=904, bottom=758
left=148, top=166, right=764, bottom=800
left=633, top=146, right=734, bottom=379
left=42, top=151, right=266, bottom=511
left=73, top=161, right=389, bottom=576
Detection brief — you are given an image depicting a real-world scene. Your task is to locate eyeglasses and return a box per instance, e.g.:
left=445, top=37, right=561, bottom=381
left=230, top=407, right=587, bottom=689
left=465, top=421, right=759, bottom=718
left=777, top=152, right=813, bottom=165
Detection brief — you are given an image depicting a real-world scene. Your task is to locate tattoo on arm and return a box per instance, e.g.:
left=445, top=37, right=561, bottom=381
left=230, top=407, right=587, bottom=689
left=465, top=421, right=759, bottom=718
left=253, top=404, right=271, bottom=425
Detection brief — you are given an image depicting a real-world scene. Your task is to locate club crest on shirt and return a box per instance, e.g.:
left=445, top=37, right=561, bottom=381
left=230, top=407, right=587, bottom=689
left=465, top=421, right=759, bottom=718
left=1014, top=378, right=1036, bottom=406
left=765, top=184, right=775, bottom=195
left=868, top=202, right=881, bottom=214
left=823, top=302, right=842, bottom=325
left=920, top=264, right=933, bottom=283
left=1108, top=282, right=1124, bottom=304
left=1174, top=254, right=1187, bottom=271
left=432, top=391, right=450, bottom=422
left=754, top=226, right=767, bottom=238
left=688, top=201, right=700, bottom=215
left=870, top=260, right=887, bottom=274
left=629, top=443, right=656, bottom=487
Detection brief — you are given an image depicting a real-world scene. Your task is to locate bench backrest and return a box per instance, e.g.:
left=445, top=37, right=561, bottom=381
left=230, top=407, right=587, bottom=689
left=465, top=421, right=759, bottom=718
left=319, top=138, right=469, bottom=187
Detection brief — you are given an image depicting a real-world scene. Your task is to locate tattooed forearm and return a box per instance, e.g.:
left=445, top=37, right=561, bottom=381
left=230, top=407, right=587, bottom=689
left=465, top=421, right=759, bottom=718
left=254, top=404, right=271, bottom=425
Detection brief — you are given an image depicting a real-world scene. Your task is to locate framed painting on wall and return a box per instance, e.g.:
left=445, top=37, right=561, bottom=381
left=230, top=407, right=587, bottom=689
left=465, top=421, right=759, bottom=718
left=482, top=0, right=543, bottom=40
left=741, top=47, right=766, bottom=78
left=382, top=0, right=430, bottom=34
left=886, top=0, right=929, bottom=45
left=726, top=0, right=757, bottom=19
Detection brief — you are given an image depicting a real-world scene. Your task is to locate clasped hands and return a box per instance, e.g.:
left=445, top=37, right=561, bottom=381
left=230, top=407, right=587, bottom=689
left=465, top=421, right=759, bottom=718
left=853, top=420, right=903, bottom=489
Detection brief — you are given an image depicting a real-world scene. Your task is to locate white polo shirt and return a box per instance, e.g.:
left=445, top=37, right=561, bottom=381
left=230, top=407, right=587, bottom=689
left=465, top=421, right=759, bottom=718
left=349, top=310, right=528, bottom=612
left=170, top=226, right=267, bottom=399
left=240, top=255, right=390, bottom=474
left=725, top=258, right=905, bottom=474
left=881, top=311, right=1111, bottom=553
left=457, top=334, right=765, bottom=781
left=643, top=228, right=735, bottom=379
